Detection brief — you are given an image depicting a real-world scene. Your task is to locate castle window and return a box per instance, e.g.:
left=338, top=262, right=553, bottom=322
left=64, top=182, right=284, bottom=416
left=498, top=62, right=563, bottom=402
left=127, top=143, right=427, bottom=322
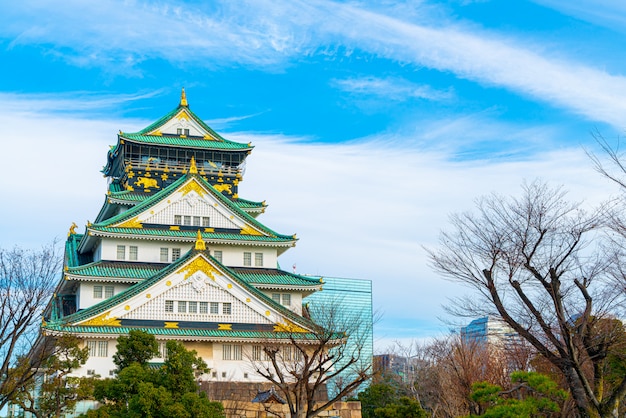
left=177, top=128, right=182, bottom=135
left=117, top=245, right=126, bottom=260
left=183, top=216, right=191, bottom=226
left=272, top=293, right=281, bottom=303
left=210, top=302, right=219, bottom=314
left=160, top=248, right=169, bottom=262
left=213, top=251, right=222, bottom=263
left=87, top=341, right=97, bottom=356
left=129, top=246, right=138, bottom=261
left=193, top=216, right=201, bottom=226
left=93, top=285, right=103, bottom=299
left=282, top=294, right=291, bottom=307
left=222, top=344, right=242, bottom=360
left=178, top=301, right=187, bottom=313
left=223, top=303, right=232, bottom=315
left=255, top=253, right=263, bottom=267
left=98, top=341, right=108, bottom=357
left=184, top=129, right=189, bottom=136
left=165, top=300, right=174, bottom=312
left=202, top=217, right=210, bottom=227
left=252, top=345, right=262, bottom=361
left=174, top=215, right=182, bottom=225
left=172, top=248, right=181, bottom=261
left=199, top=302, right=208, bottom=313
left=188, top=301, right=197, bottom=313
left=243, top=252, right=251, bottom=266
left=104, top=285, right=114, bottom=298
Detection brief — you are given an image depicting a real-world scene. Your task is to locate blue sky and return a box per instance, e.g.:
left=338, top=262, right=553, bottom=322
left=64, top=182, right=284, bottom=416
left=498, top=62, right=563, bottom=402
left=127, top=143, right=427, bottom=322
left=1, top=0, right=625, bottom=349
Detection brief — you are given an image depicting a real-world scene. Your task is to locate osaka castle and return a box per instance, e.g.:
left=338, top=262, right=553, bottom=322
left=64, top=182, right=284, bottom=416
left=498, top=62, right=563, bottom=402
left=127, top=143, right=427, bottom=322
left=40, top=89, right=332, bottom=385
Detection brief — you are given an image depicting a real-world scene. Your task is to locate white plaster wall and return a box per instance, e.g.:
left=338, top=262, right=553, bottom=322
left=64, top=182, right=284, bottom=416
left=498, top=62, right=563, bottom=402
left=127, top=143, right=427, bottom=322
left=74, top=339, right=117, bottom=379
left=97, top=238, right=278, bottom=268
left=78, top=282, right=131, bottom=310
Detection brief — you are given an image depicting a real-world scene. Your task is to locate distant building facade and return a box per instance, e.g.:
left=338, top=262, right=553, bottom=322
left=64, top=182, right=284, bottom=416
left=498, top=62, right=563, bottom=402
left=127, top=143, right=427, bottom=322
left=461, top=316, right=518, bottom=346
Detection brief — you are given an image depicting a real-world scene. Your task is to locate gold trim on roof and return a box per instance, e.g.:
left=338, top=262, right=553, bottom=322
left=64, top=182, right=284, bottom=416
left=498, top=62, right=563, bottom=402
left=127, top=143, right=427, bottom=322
left=176, top=256, right=217, bottom=280
left=117, top=216, right=143, bottom=228
left=180, top=87, right=188, bottom=107
left=80, top=311, right=121, bottom=327
left=195, top=230, right=206, bottom=251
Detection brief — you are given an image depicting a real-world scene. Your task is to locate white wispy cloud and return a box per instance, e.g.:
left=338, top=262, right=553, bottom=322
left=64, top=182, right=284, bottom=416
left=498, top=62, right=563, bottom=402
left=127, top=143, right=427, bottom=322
left=531, top=0, right=626, bottom=33
left=2, top=0, right=625, bottom=128
left=332, top=76, right=453, bottom=101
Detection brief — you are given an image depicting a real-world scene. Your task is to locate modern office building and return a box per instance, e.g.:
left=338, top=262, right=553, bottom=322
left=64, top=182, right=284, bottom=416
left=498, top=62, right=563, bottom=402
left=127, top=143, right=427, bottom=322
left=305, top=276, right=373, bottom=397
left=460, top=316, right=518, bottom=346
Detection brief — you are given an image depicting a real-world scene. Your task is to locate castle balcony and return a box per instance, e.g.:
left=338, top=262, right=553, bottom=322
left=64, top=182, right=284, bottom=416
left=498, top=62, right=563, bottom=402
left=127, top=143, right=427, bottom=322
left=124, top=157, right=243, bottom=177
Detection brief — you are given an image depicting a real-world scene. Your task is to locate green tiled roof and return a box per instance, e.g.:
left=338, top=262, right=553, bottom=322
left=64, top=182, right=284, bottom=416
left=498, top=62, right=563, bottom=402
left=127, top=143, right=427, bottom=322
left=109, top=190, right=146, bottom=202
left=121, top=133, right=252, bottom=151
left=231, top=268, right=322, bottom=287
left=67, top=261, right=166, bottom=280
left=95, top=173, right=293, bottom=240
left=65, top=234, right=85, bottom=268
left=136, top=105, right=240, bottom=146
left=43, top=324, right=327, bottom=341
left=234, top=198, right=266, bottom=209
left=89, top=225, right=295, bottom=243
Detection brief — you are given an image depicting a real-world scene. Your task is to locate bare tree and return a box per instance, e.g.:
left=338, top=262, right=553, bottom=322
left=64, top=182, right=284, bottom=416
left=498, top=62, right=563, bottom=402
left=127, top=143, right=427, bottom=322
left=250, top=302, right=373, bottom=418
left=427, top=181, right=626, bottom=418
left=0, top=243, right=61, bottom=410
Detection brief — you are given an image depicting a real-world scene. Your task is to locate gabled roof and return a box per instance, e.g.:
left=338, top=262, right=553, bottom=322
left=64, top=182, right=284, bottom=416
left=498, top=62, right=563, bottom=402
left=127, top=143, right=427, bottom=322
left=66, top=261, right=166, bottom=281
left=78, top=171, right=296, bottom=253
left=50, top=246, right=322, bottom=339
left=231, top=267, right=323, bottom=289
left=119, top=133, right=252, bottom=151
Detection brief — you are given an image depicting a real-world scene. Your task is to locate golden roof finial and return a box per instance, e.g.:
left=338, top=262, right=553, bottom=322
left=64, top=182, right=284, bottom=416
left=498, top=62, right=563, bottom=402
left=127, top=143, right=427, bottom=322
left=180, top=87, right=188, bottom=107
left=189, top=156, right=198, bottom=174
left=195, top=230, right=206, bottom=251
left=68, top=222, right=77, bottom=237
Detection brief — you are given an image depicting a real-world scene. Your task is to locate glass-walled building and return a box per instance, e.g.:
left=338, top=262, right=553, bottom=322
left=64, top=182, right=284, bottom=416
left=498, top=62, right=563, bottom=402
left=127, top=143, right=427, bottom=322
left=305, top=276, right=373, bottom=398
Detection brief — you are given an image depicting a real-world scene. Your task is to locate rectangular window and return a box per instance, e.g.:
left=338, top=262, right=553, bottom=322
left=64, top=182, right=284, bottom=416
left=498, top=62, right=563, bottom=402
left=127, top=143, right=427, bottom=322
left=283, top=346, right=292, bottom=361
left=104, top=285, right=114, bottom=298
left=129, top=246, right=138, bottom=261
left=188, top=301, right=197, bottom=313
left=213, top=250, right=222, bottom=263
left=177, top=128, right=182, bottom=135
left=223, top=344, right=232, bottom=360
left=172, top=248, right=181, bottom=261
left=223, top=302, right=232, bottom=315
left=98, top=341, right=108, bottom=357
left=160, top=248, right=169, bottom=262
left=165, top=300, right=174, bottom=313
left=202, top=217, right=210, bottom=227
left=93, top=285, right=103, bottom=299
left=199, top=302, right=208, bottom=314
left=184, top=128, right=190, bottom=136
left=183, top=216, right=191, bottom=226
left=117, top=245, right=126, bottom=260
left=174, top=215, right=182, bottom=225
left=87, top=341, right=97, bottom=357
left=272, top=293, right=281, bottom=303
left=178, top=301, right=187, bottom=313
left=193, top=216, right=201, bottom=226
left=233, top=345, right=242, bottom=360
left=210, top=302, right=219, bottom=314
left=243, top=252, right=251, bottom=266
left=252, top=345, right=262, bottom=361
left=255, top=252, right=263, bottom=267
left=282, top=294, right=291, bottom=307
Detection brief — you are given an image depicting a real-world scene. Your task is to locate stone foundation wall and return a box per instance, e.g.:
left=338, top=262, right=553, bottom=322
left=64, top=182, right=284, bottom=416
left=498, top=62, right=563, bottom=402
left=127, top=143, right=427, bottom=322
left=199, top=381, right=328, bottom=402
left=221, top=400, right=362, bottom=418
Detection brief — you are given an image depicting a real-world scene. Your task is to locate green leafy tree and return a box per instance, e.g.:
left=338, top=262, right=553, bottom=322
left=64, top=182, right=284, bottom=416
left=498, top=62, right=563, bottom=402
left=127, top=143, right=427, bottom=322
left=85, top=332, right=222, bottom=418
left=374, top=396, right=428, bottom=418
left=358, top=381, right=427, bottom=418
left=10, top=335, right=93, bottom=418
left=112, top=329, right=159, bottom=371
left=470, top=371, right=568, bottom=418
